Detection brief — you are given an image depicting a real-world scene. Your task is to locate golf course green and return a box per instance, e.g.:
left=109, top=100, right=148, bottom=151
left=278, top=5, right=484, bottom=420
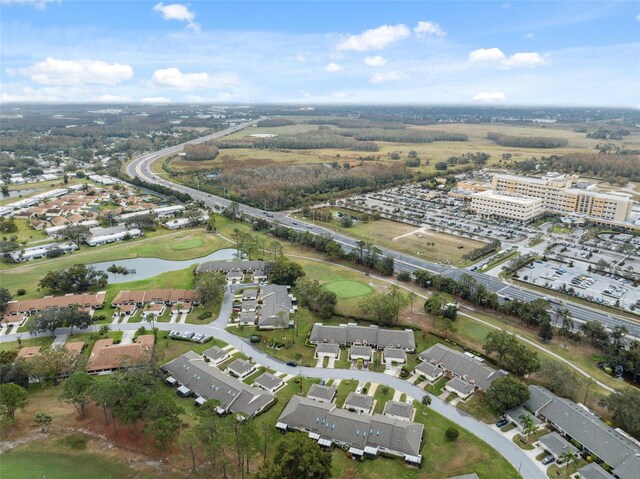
left=323, top=280, right=373, bottom=299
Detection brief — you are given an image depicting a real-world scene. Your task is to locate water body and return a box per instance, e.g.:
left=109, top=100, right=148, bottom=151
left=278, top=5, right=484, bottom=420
left=3, top=187, right=42, bottom=199
left=90, top=248, right=240, bottom=284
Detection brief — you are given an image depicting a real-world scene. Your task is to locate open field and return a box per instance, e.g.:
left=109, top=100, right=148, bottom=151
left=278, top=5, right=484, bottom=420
left=324, top=279, right=373, bottom=299
left=4, top=218, right=51, bottom=244
left=293, top=213, right=488, bottom=266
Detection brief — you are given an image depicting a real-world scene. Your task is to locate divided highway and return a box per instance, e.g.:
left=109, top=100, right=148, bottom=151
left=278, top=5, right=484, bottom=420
left=126, top=121, right=640, bottom=339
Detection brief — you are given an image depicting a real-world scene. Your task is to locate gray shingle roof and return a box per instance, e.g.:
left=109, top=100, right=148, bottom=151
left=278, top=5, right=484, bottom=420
left=307, top=384, right=337, bottom=402
left=349, top=344, right=372, bottom=358
left=344, top=392, right=374, bottom=411
left=446, top=377, right=475, bottom=396
left=161, top=353, right=274, bottom=417
left=253, top=372, right=283, bottom=391
left=527, top=386, right=640, bottom=479
left=383, top=347, right=407, bottom=362
left=310, top=323, right=415, bottom=351
left=202, top=346, right=228, bottom=362
left=383, top=401, right=414, bottom=420
left=278, top=395, right=424, bottom=459
left=538, top=432, right=579, bottom=458
left=414, top=361, right=443, bottom=378
left=257, top=284, right=292, bottom=328
left=315, top=343, right=340, bottom=355
left=227, top=358, right=254, bottom=376
left=418, top=344, right=507, bottom=390
left=576, top=463, right=613, bottom=479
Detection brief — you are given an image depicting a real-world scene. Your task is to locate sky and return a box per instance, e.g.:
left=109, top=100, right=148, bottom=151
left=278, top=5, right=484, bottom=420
left=1, top=0, right=639, bottom=107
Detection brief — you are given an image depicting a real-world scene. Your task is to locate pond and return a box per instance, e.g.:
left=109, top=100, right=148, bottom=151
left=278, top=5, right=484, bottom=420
left=2, top=187, right=43, bottom=199
left=90, top=248, right=241, bottom=283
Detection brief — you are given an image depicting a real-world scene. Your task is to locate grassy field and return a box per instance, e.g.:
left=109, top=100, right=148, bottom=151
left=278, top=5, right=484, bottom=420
left=171, top=238, right=205, bottom=250
left=0, top=228, right=229, bottom=296
left=324, top=279, right=374, bottom=299
left=293, top=212, right=489, bottom=266
left=4, top=218, right=51, bottom=244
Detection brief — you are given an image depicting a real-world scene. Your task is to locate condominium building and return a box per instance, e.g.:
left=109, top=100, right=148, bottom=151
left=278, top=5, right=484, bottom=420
left=470, top=190, right=544, bottom=223
left=489, top=173, right=633, bottom=223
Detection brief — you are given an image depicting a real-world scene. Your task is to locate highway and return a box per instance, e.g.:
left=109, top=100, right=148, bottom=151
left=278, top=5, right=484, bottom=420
left=126, top=121, right=640, bottom=339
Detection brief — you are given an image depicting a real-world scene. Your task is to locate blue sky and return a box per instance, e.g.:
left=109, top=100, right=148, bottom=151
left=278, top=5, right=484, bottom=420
left=1, top=0, right=638, bottom=106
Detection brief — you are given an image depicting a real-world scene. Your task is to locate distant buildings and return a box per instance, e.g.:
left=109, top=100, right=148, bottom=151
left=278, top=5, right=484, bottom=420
left=1, top=292, right=106, bottom=327
left=470, top=173, right=634, bottom=225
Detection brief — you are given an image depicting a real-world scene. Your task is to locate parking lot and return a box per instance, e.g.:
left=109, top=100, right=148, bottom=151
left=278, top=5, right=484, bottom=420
left=519, top=258, right=640, bottom=311
left=339, top=184, right=537, bottom=245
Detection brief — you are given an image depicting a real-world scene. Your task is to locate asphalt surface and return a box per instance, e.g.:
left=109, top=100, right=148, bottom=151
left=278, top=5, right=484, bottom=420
left=1, top=285, right=545, bottom=479
left=126, top=121, right=640, bottom=339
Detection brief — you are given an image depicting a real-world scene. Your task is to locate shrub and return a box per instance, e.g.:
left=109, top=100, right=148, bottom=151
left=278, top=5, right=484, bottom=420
left=445, top=426, right=459, bottom=441
left=16, top=289, right=26, bottom=296
left=198, top=311, right=213, bottom=320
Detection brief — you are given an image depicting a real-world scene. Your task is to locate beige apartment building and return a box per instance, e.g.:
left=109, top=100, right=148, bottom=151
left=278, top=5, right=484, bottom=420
left=471, top=190, right=545, bottom=222
left=476, top=173, right=634, bottom=223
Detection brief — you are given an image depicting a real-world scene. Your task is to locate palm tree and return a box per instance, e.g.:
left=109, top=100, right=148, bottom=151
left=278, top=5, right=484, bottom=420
left=559, top=449, right=579, bottom=477
left=520, top=414, right=537, bottom=444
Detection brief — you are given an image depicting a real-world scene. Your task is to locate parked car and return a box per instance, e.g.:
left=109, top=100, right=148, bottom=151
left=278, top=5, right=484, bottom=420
left=286, top=360, right=297, bottom=367
left=542, top=455, right=555, bottom=466
left=495, top=419, right=508, bottom=428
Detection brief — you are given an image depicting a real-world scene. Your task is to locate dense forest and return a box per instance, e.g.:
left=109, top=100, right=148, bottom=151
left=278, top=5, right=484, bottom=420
left=256, top=118, right=295, bottom=127
left=306, top=118, right=406, bottom=130
left=487, top=132, right=569, bottom=148
left=213, top=162, right=410, bottom=209
left=183, top=143, right=219, bottom=161
left=252, top=130, right=379, bottom=151
left=548, top=152, right=640, bottom=182
left=339, top=128, right=468, bottom=143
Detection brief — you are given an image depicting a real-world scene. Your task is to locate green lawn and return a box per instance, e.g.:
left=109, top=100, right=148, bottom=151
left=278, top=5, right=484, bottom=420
left=457, top=393, right=501, bottom=424
left=335, top=379, right=359, bottom=407
left=171, top=238, right=205, bottom=250
left=0, top=336, right=54, bottom=352
left=324, top=279, right=374, bottom=299
left=373, top=385, right=394, bottom=414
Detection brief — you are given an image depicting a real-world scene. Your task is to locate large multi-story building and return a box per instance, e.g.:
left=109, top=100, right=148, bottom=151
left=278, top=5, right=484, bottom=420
left=471, top=190, right=544, bottom=222
left=470, top=172, right=633, bottom=224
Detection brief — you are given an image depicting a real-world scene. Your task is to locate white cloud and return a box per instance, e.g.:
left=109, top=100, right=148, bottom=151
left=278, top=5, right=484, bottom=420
left=96, top=94, right=132, bottom=103
left=337, top=24, right=410, bottom=51
left=141, top=96, right=172, bottom=104
left=0, top=0, right=58, bottom=9
left=150, top=67, right=237, bottom=90
left=526, top=33, right=534, bottom=39
left=295, top=54, right=307, bottom=63
left=19, top=58, right=133, bottom=85
left=370, top=71, right=402, bottom=84
left=153, top=3, right=200, bottom=32
left=414, top=21, right=446, bottom=38
left=325, top=62, right=343, bottom=72
left=473, top=91, right=506, bottom=102
left=332, top=91, right=349, bottom=99
left=468, top=48, right=506, bottom=63
left=364, top=56, right=387, bottom=67
left=501, top=52, right=550, bottom=68
left=636, top=13, right=640, bottom=21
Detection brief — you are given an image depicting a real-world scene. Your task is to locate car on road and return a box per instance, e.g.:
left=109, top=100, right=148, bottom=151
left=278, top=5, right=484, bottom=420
left=286, top=360, right=297, bottom=367
left=495, top=419, right=508, bottom=428
left=541, top=455, right=555, bottom=466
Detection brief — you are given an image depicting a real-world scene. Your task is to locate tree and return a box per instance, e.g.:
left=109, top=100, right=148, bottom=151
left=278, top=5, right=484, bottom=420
left=442, top=318, right=457, bottom=340
left=25, top=346, right=79, bottom=385
left=253, top=434, right=332, bottom=479
left=600, top=388, right=640, bottom=439
left=28, top=305, right=92, bottom=335
left=206, top=212, right=217, bottom=233
left=125, top=212, right=157, bottom=231
left=484, top=376, right=530, bottom=413
left=39, top=264, right=108, bottom=294
left=34, top=412, right=52, bottom=432
left=559, top=449, right=579, bottom=476
left=271, top=257, right=305, bottom=285
left=483, top=330, right=540, bottom=376
left=89, top=376, right=121, bottom=431
left=537, top=363, right=579, bottom=398
left=0, top=287, right=12, bottom=313
left=538, top=319, right=553, bottom=342
left=61, top=372, right=95, bottom=420
left=195, top=271, right=226, bottom=307
left=294, top=278, right=337, bottom=319
left=421, top=395, right=432, bottom=407
left=359, top=291, right=395, bottom=326
left=520, top=414, right=537, bottom=444
left=445, top=426, right=459, bottom=441
left=0, top=383, right=28, bottom=420
left=60, top=224, right=91, bottom=245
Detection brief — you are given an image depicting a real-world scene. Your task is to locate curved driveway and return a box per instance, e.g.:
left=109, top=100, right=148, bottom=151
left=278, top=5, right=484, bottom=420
left=2, top=286, right=544, bottom=479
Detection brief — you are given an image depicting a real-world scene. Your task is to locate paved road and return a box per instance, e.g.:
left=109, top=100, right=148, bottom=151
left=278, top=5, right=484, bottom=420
left=1, top=293, right=544, bottom=479
left=126, top=123, right=640, bottom=339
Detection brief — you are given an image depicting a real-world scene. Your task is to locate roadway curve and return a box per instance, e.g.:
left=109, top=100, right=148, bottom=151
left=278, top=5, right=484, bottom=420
left=1, top=286, right=545, bottom=479
left=126, top=122, right=640, bottom=339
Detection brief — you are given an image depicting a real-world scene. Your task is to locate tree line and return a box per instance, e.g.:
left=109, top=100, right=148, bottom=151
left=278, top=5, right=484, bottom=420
left=486, top=132, right=568, bottom=148
left=183, top=143, right=219, bottom=161
left=339, top=128, right=467, bottom=143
